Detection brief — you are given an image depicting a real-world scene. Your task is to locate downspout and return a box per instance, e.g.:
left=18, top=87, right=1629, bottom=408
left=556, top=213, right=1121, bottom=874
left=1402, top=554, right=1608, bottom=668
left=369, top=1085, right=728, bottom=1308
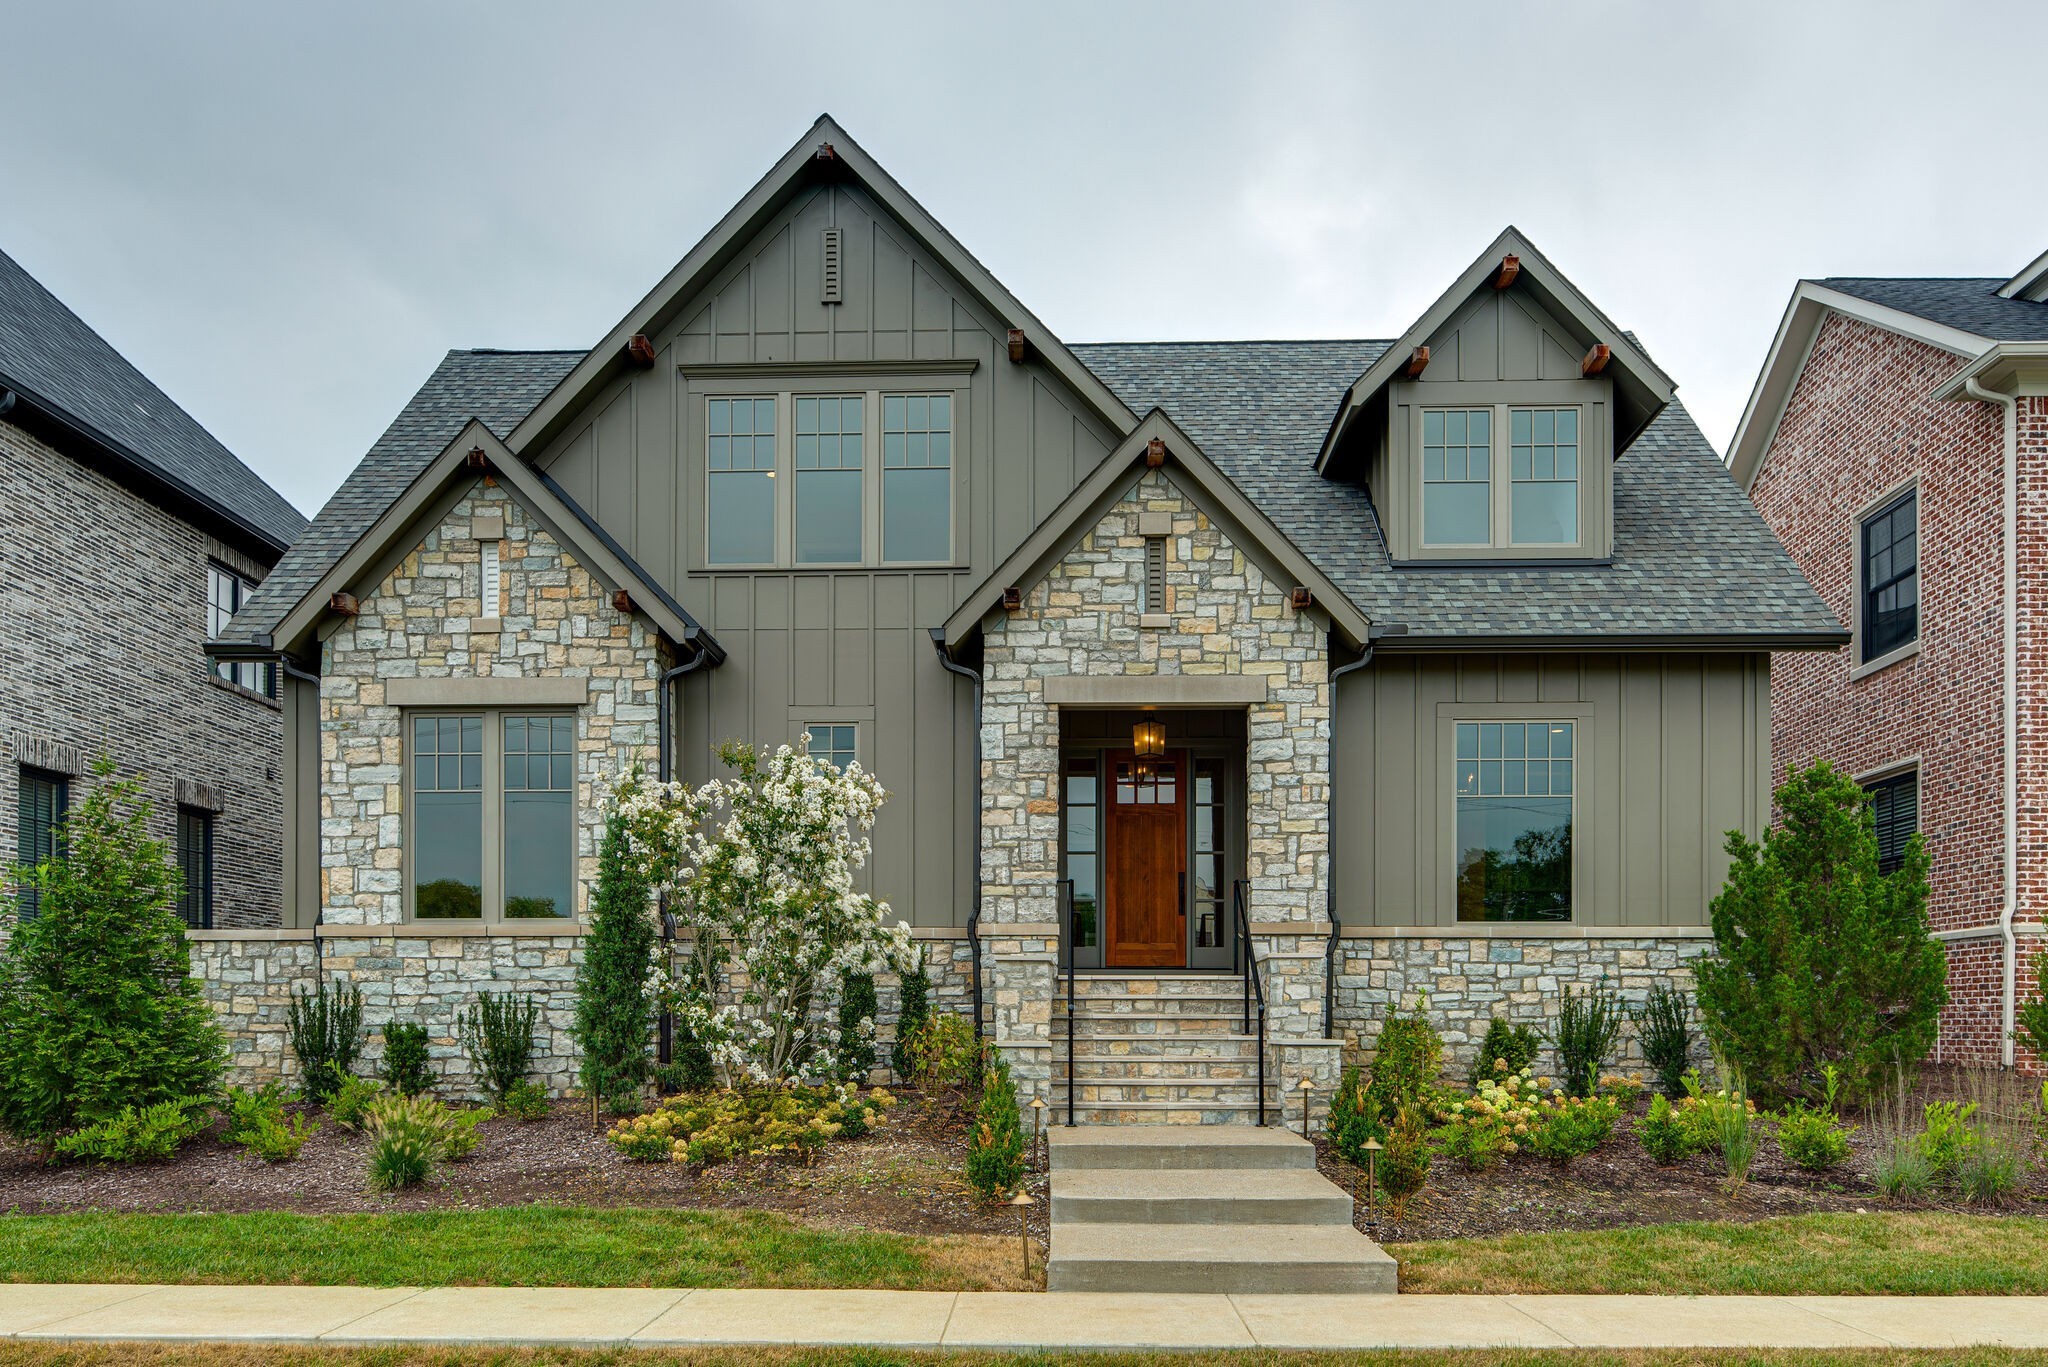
left=929, top=629, right=985, bottom=1042
left=654, top=628, right=716, bottom=1066
left=1323, top=634, right=1377, bottom=1039
left=1965, top=376, right=2020, bottom=1068
left=277, top=654, right=326, bottom=993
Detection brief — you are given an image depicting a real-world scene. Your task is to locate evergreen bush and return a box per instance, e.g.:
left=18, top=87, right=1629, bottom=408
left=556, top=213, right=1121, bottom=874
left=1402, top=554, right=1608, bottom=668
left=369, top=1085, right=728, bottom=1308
left=1365, top=997, right=1441, bottom=1122
left=2017, top=950, right=2048, bottom=1066
left=458, top=992, right=540, bottom=1104
left=1632, top=981, right=1695, bottom=1098
left=1696, top=761, right=1948, bottom=1104
left=51, top=1098, right=210, bottom=1164
left=1326, top=1063, right=1383, bottom=1162
left=964, top=1048, right=1027, bottom=1200
left=890, top=952, right=933, bottom=1082
left=287, top=981, right=364, bottom=1103
left=379, top=1021, right=433, bottom=1097
left=837, top=972, right=878, bottom=1081
left=570, top=812, right=656, bottom=1112
left=0, top=760, right=226, bottom=1146
left=1552, top=980, right=1625, bottom=1098
left=1378, top=1102, right=1432, bottom=1218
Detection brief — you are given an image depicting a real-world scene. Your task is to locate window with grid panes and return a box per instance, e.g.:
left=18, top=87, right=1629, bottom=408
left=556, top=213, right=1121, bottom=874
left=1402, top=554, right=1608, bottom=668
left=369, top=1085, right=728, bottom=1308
left=882, top=393, right=951, bottom=562
left=706, top=397, right=778, bottom=565
left=1454, top=721, right=1573, bottom=921
left=806, top=724, right=857, bottom=772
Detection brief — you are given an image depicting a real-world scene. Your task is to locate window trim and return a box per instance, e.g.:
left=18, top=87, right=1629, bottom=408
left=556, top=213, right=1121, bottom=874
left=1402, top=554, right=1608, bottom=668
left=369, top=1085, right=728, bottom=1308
left=1418, top=403, right=1585, bottom=553
left=176, top=805, right=214, bottom=930
left=15, top=766, right=69, bottom=921
left=803, top=721, right=860, bottom=771
left=687, top=372, right=969, bottom=572
left=207, top=562, right=278, bottom=699
left=1851, top=478, right=1922, bottom=679
left=403, top=707, right=580, bottom=925
left=1436, top=703, right=1593, bottom=925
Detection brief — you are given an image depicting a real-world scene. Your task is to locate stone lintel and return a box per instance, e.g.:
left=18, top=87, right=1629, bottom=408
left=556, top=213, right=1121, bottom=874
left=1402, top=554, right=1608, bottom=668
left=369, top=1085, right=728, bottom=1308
left=1043, top=675, right=1266, bottom=707
left=386, top=676, right=589, bottom=707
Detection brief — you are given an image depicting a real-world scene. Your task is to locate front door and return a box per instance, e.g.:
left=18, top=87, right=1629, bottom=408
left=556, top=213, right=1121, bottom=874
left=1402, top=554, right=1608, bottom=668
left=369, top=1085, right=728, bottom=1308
left=1104, top=749, right=1186, bottom=967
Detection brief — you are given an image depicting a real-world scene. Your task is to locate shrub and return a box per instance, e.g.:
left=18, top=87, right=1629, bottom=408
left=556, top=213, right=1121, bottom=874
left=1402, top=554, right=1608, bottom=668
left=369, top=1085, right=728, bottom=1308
left=1632, top=981, right=1694, bottom=1098
left=1917, top=1100, right=1981, bottom=1178
left=441, top=1105, right=488, bottom=1160
left=1776, top=1105, right=1851, bottom=1172
left=222, top=1082, right=317, bottom=1161
left=500, top=1080, right=552, bottom=1122
left=838, top=972, right=878, bottom=1081
left=1696, top=761, right=1947, bottom=1104
left=52, top=1098, right=209, bottom=1164
left=902, top=1013, right=979, bottom=1088
left=965, top=1050, right=1027, bottom=1200
left=1434, top=1064, right=1542, bottom=1170
left=458, top=992, right=540, bottom=1104
left=1635, top=1093, right=1695, bottom=1165
left=890, top=953, right=933, bottom=1082
left=379, top=1022, right=433, bottom=1097
left=288, top=982, right=364, bottom=1103
left=1469, top=1019, right=1541, bottom=1087
left=604, top=1083, right=894, bottom=1165
left=1379, top=1102, right=1432, bottom=1218
left=363, top=1093, right=485, bottom=1189
left=1327, top=1064, right=1382, bottom=1164
left=571, top=811, right=657, bottom=1112
left=1527, top=1093, right=1619, bottom=1167
left=326, top=1074, right=385, bottom=1131
left=0, top=761, right=227, bottom=1145
left=652, top=1061, right=701, bottom=1096
left=1957, top=1135, right=2026, bottom=1205
left=1366, top=997, right=1442, bottom=1121
left=1552, top=980, right=1624, bottom=1099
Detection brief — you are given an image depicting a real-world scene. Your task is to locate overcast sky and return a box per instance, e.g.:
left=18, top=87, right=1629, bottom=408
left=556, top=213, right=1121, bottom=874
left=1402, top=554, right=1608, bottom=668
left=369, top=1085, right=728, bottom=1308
left=3, top=2, right=2040, bottom=517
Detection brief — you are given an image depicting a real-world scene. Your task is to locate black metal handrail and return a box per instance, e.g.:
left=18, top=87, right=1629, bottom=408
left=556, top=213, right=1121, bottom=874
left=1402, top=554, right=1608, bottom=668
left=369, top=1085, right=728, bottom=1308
left=1060, top=877, right=1077, bottom=1127
left=1231, top=878, right=1268, bottom=1126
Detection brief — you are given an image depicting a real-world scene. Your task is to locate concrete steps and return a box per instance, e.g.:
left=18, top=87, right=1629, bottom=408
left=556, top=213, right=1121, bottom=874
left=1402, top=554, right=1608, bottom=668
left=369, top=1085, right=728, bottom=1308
left=1046, top=1124, right=1395, bottom=1295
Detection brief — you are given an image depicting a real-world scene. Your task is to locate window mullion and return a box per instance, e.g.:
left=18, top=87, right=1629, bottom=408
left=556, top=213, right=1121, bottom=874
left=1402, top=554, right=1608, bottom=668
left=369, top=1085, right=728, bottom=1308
left=1492, top=403, right=1510, bottom=549
left=864, top=388, right=881, bottom=567
left=775, top=392, right=793, bottom=567
left=483, top=713, right=503, bottom=924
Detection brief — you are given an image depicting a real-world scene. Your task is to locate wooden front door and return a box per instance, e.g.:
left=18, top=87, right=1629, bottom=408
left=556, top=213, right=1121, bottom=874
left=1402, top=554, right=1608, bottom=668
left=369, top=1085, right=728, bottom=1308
left=1104, top=749, right=1186, bottom=967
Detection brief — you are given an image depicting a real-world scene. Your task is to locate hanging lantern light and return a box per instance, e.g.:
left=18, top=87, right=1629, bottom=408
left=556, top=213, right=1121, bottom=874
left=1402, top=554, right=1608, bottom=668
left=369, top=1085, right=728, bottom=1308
left=1132, top=717, right=1166, bottom=760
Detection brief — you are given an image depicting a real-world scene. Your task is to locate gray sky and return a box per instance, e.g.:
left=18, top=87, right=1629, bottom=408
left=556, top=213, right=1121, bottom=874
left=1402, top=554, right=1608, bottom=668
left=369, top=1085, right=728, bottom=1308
left=4, top=2, right=2040, bottom=516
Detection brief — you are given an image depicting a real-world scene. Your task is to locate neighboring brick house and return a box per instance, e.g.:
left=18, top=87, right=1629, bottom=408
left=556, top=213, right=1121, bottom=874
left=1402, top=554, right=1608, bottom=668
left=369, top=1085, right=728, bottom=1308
left=0, top=245, right=308, bottom=930
left=210, top=116, right=1840, bottom=1117
left=1728, top=250, right=2048, bottom=1070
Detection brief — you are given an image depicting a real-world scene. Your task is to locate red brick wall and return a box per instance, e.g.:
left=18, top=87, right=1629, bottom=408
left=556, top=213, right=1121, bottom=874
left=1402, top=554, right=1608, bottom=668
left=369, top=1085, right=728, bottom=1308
left=1750, top=314, right=2043, bottom=1070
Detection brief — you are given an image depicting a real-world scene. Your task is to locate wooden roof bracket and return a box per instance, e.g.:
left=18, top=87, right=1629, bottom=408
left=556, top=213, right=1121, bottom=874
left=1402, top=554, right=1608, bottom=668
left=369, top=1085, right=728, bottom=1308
left=1403, top=345, right=1430, bottom=378
left=1492, top=254, right=1521, bottom=290
left=1581, top=343, right=1612, bottom=376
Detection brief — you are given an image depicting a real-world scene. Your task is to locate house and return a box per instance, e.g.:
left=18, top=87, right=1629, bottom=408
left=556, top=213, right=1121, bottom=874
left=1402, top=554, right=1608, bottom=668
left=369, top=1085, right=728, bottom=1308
left=207, top=116, right=1840, bottom=1118
left=1, top=245, right=308, bottom=930
left=1728, top=250, right=2048, bottom=1071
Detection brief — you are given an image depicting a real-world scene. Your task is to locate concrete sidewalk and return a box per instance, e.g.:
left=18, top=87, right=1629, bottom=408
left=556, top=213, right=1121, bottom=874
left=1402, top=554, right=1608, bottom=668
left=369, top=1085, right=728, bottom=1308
left=3, top=1283, right=2046, bottom=1351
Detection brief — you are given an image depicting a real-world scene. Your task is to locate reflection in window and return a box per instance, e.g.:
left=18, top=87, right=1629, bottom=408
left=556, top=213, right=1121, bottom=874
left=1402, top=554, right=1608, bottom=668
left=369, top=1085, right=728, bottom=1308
left=1510, top=408, right=1579, bottom=545
left=1455, top=721, right=1573, bottom=922
left=883, top=393, right=951, bottom=562
left=795, top=396, right=863, bottom=564
left=1423, top=409, right=1491, bottom=545
left=413, top=715, right=484, bottom=918
left=1862, top=490, right=1917, bottom=662
left=208, top=564, right=277, bottom=697
left=503, top=715, right=573, bottom=919
left=1063, top=759, right=1098, bottom=950
left=806, top=724, right=857, bottom=771
left=707, top=397, right=777, bottom=564
left=1191, top=759, right=1224, bottom=948
left=1114, top=759, right=1178, bottom=806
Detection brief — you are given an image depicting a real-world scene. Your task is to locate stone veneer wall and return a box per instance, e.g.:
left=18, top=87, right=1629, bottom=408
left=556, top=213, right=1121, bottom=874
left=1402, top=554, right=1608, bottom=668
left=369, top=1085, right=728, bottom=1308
left=1334, top=931, right=1715, bottom=1077
left=978, top=468, right=1340, bottom=1110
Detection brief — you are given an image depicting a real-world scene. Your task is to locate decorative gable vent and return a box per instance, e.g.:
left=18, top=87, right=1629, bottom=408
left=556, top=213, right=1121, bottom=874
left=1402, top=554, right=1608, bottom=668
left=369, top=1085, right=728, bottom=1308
left=820, top=227, right=843, bottom=305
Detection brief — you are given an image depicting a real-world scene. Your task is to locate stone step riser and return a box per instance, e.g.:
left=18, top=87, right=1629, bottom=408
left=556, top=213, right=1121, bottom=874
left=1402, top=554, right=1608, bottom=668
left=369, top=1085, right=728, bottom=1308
left=1052, top=1192, right=1354, bottom=1226
left=1066, top=1036, right=1260, bottom=1054
left=1069, top=1085, right=1278, bottom=1106
left=1050, top=1108, right=1283, bottom=1133
left=1046, top=1258, right=1388, bottom=1295
left=1055, top=1020, right=1247, bottom=1038
left=1061, top=1061, right=1262, bottom=1080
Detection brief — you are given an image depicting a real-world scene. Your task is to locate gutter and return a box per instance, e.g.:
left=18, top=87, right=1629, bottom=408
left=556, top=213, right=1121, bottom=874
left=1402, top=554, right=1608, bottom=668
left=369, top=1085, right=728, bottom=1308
left=929, top=629, right=985, bottom=1043
left=1964, top=376, right=2021, bottom=1068
left=654, top=628, right=718, bottom=1066
left=1323, top=631, right=1380, bottom=1038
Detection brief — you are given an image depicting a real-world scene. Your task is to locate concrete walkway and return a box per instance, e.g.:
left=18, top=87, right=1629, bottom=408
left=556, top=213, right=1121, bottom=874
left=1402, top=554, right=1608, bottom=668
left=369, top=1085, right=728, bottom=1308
left=3, top=1283, right=2047, bottom=1351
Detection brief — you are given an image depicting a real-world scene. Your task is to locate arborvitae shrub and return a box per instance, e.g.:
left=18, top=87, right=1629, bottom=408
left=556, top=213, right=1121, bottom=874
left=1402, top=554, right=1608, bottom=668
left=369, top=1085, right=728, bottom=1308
left=890, top=953, right=933, bottom=1082
left=1469, top=1018, right=1542, bottom=1086
left=571, top=813, right=656, bottom=1111
left=380, top=1021, right=433, bottom=1097
left=1326, top=1063, right=1383, bottom=1162
left=1366, top=997, right=1441, bottom=1122
left=838, top=972, right=878, bottom=1081
left=287, top=981, right=364, bottom=1103
left=964, top=1048, right=1027, bottom=1200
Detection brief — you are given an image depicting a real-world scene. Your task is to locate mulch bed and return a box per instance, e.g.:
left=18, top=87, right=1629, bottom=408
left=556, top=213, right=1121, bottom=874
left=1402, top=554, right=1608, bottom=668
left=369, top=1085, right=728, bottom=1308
left=1321, top=1068, right=2048, bottom=1244
left=0, top=1086, right=1052, bottom=1244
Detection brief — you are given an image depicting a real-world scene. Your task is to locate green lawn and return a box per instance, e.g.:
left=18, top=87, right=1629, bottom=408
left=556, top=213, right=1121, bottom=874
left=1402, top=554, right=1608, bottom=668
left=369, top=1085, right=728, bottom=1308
left=0, top=1207, right=1025, bottom=1291
left=1393, top=1212, right=2048, bottom=1295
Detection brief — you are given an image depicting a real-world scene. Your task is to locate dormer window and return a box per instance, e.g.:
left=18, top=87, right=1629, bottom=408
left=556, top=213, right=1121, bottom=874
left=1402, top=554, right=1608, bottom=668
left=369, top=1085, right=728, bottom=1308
left=1422, top=409, right=1492, bottom=545
left=1409, top=397, right=1598, bottom=558
left=1510, top=407, right=1579, bottom=545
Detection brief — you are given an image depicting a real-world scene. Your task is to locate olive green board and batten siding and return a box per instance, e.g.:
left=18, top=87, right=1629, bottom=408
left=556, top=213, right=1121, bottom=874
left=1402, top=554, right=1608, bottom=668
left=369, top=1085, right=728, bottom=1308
left=531, top=182, right=1119, bottom=928
left=1331, top=652, right=1771, bottom=928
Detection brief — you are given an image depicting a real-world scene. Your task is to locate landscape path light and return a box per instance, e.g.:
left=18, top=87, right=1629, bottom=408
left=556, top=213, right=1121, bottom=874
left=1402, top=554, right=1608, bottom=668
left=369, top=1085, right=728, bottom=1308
left=1360, top=1136, right=1383, bottom=1212
left=1008, top=1189, right=1035, bottom=1280
left=1297, top=1075, right=1314, bottom=1136
left=1028, top=1095, right=1048, bottom=1171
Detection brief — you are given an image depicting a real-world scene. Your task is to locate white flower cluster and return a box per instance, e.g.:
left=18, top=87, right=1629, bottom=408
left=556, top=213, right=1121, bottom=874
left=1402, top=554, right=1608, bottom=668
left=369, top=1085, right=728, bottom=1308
left=607, top=738, right=915, bottom=1086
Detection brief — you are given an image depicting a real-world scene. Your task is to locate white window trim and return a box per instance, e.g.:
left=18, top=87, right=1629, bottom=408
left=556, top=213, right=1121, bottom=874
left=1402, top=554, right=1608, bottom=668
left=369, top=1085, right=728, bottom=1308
left=1418, top=403, right=1587, bottom=553
left=702, top=386, right=964, bottom=571
left=1849, top=476, right=1922, bottom=681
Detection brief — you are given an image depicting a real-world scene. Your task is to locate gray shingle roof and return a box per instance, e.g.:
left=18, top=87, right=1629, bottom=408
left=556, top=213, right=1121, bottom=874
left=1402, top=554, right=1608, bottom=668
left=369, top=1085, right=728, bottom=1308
left=1816, top=277, right=2048, bottom=342
left=231, top=337, right=1842, bottom=649
left=220, top=350, right=579, bottom=643
left=0, top=245, right=308, bottom=553
left=1071, top=340, right=1844, bottom=643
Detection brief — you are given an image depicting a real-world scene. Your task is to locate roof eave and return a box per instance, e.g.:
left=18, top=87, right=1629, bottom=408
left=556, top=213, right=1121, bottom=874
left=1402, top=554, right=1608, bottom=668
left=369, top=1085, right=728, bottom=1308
left=1374, top=629, right=1850, bottom=653
left=1929, top=341, right=2048, bottom=402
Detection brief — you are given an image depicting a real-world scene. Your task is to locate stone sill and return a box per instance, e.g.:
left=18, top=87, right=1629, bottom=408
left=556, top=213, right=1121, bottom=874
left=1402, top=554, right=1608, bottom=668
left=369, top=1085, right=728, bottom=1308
left=207, top=675, right=282, bottom=712
left=189, top=923, right=584, bottom=941
left=1341, top=923, right=1713, bottom=940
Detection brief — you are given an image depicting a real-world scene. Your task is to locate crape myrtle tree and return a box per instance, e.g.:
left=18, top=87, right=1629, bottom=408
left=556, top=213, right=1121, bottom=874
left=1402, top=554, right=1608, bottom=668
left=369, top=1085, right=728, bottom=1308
left=0, top=759, right=226, bottom=1144
left=609, top=738, right=914, bottom=1086
left=1695, top=760, right=1946, bottom=1105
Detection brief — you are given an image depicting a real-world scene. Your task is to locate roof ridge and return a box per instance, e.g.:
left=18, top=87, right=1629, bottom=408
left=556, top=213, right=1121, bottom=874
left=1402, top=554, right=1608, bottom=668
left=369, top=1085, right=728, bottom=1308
left=1073, top=337, right=1391, bottom=348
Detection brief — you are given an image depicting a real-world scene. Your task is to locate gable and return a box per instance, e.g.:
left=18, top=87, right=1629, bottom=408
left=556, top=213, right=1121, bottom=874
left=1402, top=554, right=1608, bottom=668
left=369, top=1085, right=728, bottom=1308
left=1419, top=289, right=1593, bottom=385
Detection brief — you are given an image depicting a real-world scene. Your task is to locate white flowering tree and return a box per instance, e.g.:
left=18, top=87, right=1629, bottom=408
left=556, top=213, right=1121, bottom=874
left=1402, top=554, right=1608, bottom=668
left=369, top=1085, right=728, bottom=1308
left=609, top=738, right=913, bottom=1087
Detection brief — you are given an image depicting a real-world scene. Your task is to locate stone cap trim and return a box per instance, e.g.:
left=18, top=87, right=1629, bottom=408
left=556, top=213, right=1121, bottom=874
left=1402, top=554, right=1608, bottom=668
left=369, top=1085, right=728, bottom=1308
left=174, top=778, right=223, bottom=813
left=188, top=923, right=589, bottom=941
left=187, top=928, right=314, bottom=942
left=1341, top=923, right=1713, bottom=940
left=386, top=676, right=589, bottom=707
left=1043, top=675, right=1266, bottom=707
left=11, top=734, right=84, bottom=776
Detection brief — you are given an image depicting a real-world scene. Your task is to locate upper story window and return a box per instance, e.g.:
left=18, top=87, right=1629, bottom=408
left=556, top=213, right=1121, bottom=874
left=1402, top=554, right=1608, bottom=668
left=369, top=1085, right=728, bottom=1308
left=1866, top=769, right=1918, bottom=875
left=1422, top=406, right=1584, bottom=552
left=407, top=711, right=575, bottom=922
left=805, top=723, right=857, bottom=771
left=1860, top=487, right=1918, bottom=666
left=15, top=766, right=67, bottom=921
left=702, top=388, right=957, bottom=568
left=1454, top=720, right=1574, bottom=922
left=207, top=564, right=277, bottom=698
